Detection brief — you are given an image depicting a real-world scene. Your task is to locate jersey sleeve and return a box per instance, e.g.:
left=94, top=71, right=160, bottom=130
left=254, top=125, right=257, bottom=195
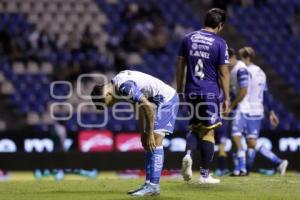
left=118, top=80, right=144, bottom=103
left=263, top=83, right=272, bottom=112
left=237, top=68, right=249, bottom=88
left=218, top=39, right=229, bottom=66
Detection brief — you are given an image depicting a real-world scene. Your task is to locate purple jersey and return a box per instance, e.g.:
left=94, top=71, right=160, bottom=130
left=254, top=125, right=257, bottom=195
left=179, top=30, right=229, bottom=96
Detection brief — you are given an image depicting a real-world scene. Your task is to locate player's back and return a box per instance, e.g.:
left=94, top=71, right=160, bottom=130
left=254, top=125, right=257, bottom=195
left=179, top=30, right=229, bottom=96
left=112, top=70, right=176, bottom=103
left=247, top=64, right=266, bottom=116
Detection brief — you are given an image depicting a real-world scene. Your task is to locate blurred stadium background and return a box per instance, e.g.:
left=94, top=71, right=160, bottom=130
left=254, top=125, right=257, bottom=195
left=0, top=0, right=299, bottom=179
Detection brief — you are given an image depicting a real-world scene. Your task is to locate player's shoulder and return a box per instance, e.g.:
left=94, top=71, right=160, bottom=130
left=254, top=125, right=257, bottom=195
left=182, top=30, right=200, bottom=41
left=236, top=60, right=248, bottom=70
left=249, top=64, right=265, bottom=75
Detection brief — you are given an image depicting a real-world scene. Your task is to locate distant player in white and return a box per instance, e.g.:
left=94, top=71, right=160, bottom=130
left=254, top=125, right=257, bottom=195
left=227, top=48, right=251, bottom=176
left=91, top=70, right=179, bottom=196
left=239, top=47, right=288, bottom=175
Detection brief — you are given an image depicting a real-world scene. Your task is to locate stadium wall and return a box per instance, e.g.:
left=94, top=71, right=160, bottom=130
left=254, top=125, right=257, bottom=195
left=0, top=130, right=299, bottom=170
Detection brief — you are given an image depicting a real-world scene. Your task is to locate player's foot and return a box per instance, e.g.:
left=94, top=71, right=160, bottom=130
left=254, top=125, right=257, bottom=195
left=230, top=170, right=240, bottom=177
left=127, top=183, right=148, bottom=194
left=182, top=154, right=193, bottom=181
left=0, top=170, right=9, bottom=181
left=130, top=184, right=160, bottom=196
left=54, top=169, right=64, bottom=181
left=215, top=169, right=230, bottom=177
left=277, top=160, right=288, bottom=176
left=239, top=170, right=248, bottom=176
left=199, top=174, right=220, bottom=184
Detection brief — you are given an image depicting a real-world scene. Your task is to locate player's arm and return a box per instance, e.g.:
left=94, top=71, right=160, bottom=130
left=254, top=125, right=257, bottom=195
left=263, top=84, right=279, bottom=128
left=138, top=96, right=156, bottom=151
left=176, top=56, right=187, bottom=95
left=176, top=38, right=187, bottom=104
left=218, top=40, right=230, bottom=112
left=229, top=68, right=249, bottom=111
left=119, top=81, right=156, bottom=151
left=219, top=65, right=230, bottom=110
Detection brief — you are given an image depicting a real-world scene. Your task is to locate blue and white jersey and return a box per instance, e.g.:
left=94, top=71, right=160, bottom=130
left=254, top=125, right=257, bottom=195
left=230, top=60, right=250, bottom=113
left=247, top=64, right=267, bottom=116
left=111, top=70, right=176, bottom=105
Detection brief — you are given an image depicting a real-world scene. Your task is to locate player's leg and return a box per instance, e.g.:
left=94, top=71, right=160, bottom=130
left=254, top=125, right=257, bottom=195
left=193, top=125, right=220, bottom=184
left=182, top=131, right=198, bottom=181
left=231, top=112, right=247, bottom=176
left=215, top=120, right=230, bottom=176
left=246, top=117, right=288, bottom=175
left=131, top=133, right=164, bottom=196
left=131, top=94, right=179, bottom=196
left=190, top=95, right=222, bottom=184
left=246, top=137, right=257, bottom=172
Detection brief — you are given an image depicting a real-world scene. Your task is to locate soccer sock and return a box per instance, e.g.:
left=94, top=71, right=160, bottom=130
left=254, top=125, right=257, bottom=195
left=237, top=149, right=247, bottom=172
left=145, top=151, right=152, bottom=183
left=200, top=138, right=215, bottom=178
left=257, top=145, right=283, bottom=165
left=218, top=155, right=228, bottom=171
left=149, top=146, right=164, bottom=185
left=186, top=131, right=199, bottom=153
left=232, top=153, right=240, bottom=173
left=247, top=148, right=256, bottom=171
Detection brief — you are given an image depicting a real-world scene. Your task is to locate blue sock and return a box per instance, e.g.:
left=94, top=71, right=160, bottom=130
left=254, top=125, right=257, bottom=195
left=247, top=148, right=256, bottom=171
left=237, top=149, right=246, bottom=172
left=145, top=151, right=151, bottom=183
left=232, top=153, right=240, bottom=172
left=258, top=146, right=282, bottom=165
left=149, top=146, right=164, bottom=185
left=200, top=140, right=215, bottom=169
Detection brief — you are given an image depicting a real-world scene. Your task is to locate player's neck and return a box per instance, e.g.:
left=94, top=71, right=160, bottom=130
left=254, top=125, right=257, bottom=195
left=244, top=61, right=252, bottom=66
left=202, top=27, right=218, bottom=34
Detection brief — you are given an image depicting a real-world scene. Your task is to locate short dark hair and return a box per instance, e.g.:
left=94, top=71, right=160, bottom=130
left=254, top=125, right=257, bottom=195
left=204, top=8, right=226, bottom=28
left=239, top=46, right=255, bottom=61
left=91, top=84, right=105, bottom=110
left=228, top=48, right=236, bottom=58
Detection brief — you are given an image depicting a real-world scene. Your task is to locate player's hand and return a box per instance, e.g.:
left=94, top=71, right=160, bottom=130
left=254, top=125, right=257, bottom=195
left=178, top=94, right=185, bottom=111
left=222, top=99, right=230, bottom=114
left=269, top=111, right=279, bottom=128
left=145, top=133, right=156, bottom=152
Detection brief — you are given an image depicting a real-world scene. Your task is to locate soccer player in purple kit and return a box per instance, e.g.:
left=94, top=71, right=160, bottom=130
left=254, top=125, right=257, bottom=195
left=176, top=8, right=230, bottom=184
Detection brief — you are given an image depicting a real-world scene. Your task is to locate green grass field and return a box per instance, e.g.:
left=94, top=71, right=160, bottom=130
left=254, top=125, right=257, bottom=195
left=0, top=172, right=299, bottom=200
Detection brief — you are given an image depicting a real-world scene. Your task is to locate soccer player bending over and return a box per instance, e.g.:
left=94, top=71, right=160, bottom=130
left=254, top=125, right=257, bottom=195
left=176, top=8, right=230, bottom=184
left=91, top=70, right=178, bottom=196
left=239, top=47, right=288, bottom=175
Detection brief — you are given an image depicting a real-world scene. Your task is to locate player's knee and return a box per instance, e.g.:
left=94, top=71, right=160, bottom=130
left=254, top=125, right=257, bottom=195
left=247, top=139, right=257, bottom=149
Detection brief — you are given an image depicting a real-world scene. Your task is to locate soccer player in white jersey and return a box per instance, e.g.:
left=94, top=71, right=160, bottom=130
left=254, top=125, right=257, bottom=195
left=91, top=70, right=179, bottom=196
left=239, top=47, right=288, bottom=175
left=227, top=48, right=251, bottom=176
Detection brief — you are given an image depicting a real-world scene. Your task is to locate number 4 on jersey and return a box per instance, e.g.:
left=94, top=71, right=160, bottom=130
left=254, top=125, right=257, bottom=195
left=195, top=59, right=205, bottom=79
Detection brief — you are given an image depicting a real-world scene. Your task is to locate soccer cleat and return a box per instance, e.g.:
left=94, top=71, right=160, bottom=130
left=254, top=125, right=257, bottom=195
left=54, top=169, right=64, bottom=181
left=230, top=170, right=240, bottom=177
left=127, top=183, right=148, bottom=194
left=215, top=169, right=230, bottom=177
left=239, top=170, right=248, bottom=176
left=182, top=154, right=193, bottom=181
left=277, top=160, right=288, bottom=176
left=199, top=174, right=220, bottom=184
left=130, top=184, right=160, bottom=196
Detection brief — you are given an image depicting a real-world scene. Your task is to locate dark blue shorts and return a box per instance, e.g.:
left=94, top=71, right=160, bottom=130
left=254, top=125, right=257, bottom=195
left=185, top=95, right=222, bottom=129
left=215, top=119, right=230, bottom=144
